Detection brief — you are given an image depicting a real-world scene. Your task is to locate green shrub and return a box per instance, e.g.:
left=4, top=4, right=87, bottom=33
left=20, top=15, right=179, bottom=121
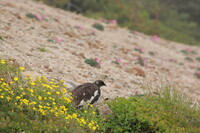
left=104, top=89, right=200, bottom=133
left=196, top=57, right=200, bottom=62
left=84, top=58, right=99, bottom=67
left=92, top=23, right=104, bottom=31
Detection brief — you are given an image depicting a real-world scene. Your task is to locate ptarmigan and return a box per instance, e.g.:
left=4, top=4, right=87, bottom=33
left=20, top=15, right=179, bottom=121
left=71, top=80, right=106, bottom=108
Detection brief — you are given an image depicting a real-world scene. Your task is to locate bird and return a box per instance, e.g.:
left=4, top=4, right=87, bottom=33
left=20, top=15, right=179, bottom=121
left=71, top=80, right=106, bottom=109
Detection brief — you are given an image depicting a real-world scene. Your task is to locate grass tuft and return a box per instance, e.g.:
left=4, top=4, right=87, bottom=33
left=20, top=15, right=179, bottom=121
left=0, top=59, right=20, bottom=83
left=38, top=47, right=47, bottom=52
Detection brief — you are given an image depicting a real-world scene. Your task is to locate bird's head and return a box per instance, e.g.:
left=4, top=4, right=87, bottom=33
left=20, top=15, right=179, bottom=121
left=94, top=80, right=106, bottom=87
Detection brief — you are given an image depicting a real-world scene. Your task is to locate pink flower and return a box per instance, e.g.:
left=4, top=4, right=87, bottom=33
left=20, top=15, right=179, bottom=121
left=94, top=57, right=100, bottom=63
left=185, top=48, right=192, bottom=52
left=90, top=30, right=96, bottom=35
left=139, top=48, right=144, bottom=53
left=115, top=58, right=121, bottom=64
left=55, top=38, right=64, bottom=43
left=134, top=48, right=144, bottom=53
left=168, top=59, right=176, bottom=62
left=135, top=56, right=139, bottom=61
left=75, top=25, right=84, bottom=30
left=143, top=58, right=147, bottom=63
left=196, top=72, right=200, bottom=76
left=99, top=18, right=108, bottom=23
left=123, top=63, right=128, bottom=67
left=34, top=14, right=43, bottom=21
left=134, top=31, right=141, bottom=35
left=152, top=35, right=160, bottom=41
left=109, top=20, right=117, bottom=24
left=94, top=57, right=101, bottom=67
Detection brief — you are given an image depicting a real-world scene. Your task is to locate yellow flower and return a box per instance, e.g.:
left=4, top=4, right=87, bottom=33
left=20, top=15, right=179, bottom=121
left=66, top=98, right=71, bottom=103
left=16, top=96, right=21, bottom=100
left=56, top=91, right=60, bottom=95
left=28, top=88, right=34, bottom=93
left=1, top=60, right=6, bottom=64
left=19, top=67, right=25, bottom=71
left=72, top=113, right=77, bottom=118
left=14, top=77, right=18, bottom=81
left=78, top=118, right=87, bottom=124
left=92, top=126, right=97, bottom=130
left=88, top=104, right=93, bottom=107
left=47, top=92, right=51, bottom=95
left=63, top=89, right=67, bottom=93
left=31, top=82, right=36, bottom=86
left=30, top=101, right=36, bottom=105
left=7, top=97, right=11, bottom=101
left=0, top=95, right=4, bottom=98
left=38, top=96, right=43, bottom=100
left=0, top=78, right=4, bottom=81
left=21, top=99, right=29, bottom=105
left=65, top=115, right=72, bottom=119
left=54, top=112, right=59, bottom=117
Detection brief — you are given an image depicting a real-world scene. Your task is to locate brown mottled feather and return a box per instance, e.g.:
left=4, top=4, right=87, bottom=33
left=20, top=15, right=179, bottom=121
left=71, top=83, right=101, bottom=106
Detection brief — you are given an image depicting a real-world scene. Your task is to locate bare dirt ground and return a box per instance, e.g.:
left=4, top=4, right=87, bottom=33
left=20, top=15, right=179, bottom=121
left=0, top=0, right=199, bottom=104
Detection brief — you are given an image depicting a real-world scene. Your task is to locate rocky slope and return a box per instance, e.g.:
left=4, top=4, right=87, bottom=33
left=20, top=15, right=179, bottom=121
left=0, top=0, right=200, bottom=104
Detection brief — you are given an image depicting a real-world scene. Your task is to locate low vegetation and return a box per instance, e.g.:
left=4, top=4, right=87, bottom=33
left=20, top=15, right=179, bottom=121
left=0, top=59, right=199, bottom=132
left=84, top=58, right=100, bottom=68
left=92, top=23, right=104, bottom=31
left=0, top=59, right=101, bottom=132
left=106, top=90, right=200, bottom=132
left=38, top=47, right=47, bottom=52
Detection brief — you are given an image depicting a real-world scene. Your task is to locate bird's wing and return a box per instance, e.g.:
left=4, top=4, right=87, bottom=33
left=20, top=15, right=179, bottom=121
left=72, top=83, right=97, bottom=105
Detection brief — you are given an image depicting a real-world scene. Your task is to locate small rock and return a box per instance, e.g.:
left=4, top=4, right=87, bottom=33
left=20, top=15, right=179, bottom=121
left=65, top=32, right=79, bottom=38
left=98, top=104, right=113, bottom=118
left=133, top=67, right=146, bottom=77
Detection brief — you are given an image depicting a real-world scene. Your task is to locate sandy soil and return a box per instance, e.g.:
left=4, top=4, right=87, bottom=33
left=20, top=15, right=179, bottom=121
left=0, top=0, right=199, bottom=104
